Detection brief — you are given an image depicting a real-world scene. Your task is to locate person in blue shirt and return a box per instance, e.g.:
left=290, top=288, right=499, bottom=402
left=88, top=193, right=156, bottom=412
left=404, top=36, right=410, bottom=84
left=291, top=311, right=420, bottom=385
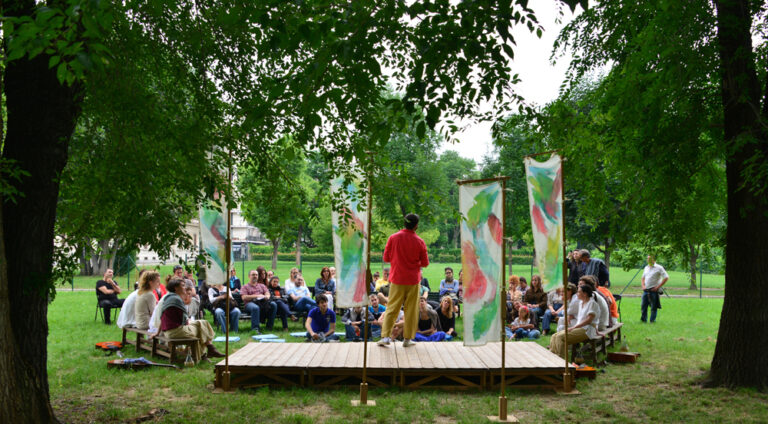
left=367, top=294, right=387, bottom=339
left=288, top=274, right=316, bottom=314
left=305, top=294, right=339, bottom=342
left=229, top=269, right=241, bottom=292
left=439, top=267, right=460, bottom=297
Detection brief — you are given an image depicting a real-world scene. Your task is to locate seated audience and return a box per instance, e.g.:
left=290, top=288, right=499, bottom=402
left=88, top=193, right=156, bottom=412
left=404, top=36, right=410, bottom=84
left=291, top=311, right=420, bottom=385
left=439, top=267, right=460, bottom=307
left=370, top=271, right=380, bottom=293
left=557, top=283, right=578, bottom=332
left=549, top=284, right=599, bottom=359
left=288, top=274, right=317, bottom=314
left=228, top=269, right=241, bottom=293
left=414, top=298, right=446, bottom=342
left=240, top=268, right=275, bottom=333
left=154, top=275, right=169, bottom=302
left=389, top=309, right=406, bottom=340
left=437, top=295, right=457, bottom=338
left=268, top=275, right=298, bottom=330
left=374, top=268, right=391, bottom=305
left=420, top=276, right=430, bottom=291
left=284, top=267, right=300, bottom=293
left=96, top=268, right=124, bottom=325
left=518, top=277, right=528, bottom=295
left=596, top=278, right=619, bottom=326
left=315, top=267, right=336, bottom=310
left=135, top=271, right=161, bottom=330
left=208, top=281, right=241, bottom=333
left=184, top=279, right=201, bottom=319
left=160, top=278, right=225, bottom=362
left=506, top=305, right=540, bottom=340
left=305, top=294, right=339, bottom=342
left=523, top=275, right=547, bottom=325
left=342, top=306, right=367, bottom=341
left=542, top=286, right=564, bottom=335
left=368, top=294, right=386, bottom=339
left=580, top=275, right=610, bottom=332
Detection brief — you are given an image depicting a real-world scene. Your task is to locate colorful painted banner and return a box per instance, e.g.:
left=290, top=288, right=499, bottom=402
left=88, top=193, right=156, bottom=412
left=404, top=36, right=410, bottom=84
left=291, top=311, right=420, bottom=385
left=199, top=203, right=229, bottom=286
left=459, top=182, right=503, bottom=346
left=331, top=176, right=370, bottom=308
left=524, top=154, right=564, bottom=291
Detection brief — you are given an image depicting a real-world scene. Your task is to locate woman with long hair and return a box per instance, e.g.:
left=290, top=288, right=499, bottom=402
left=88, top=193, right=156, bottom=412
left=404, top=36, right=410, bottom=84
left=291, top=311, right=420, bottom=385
left=268, top=275, right=298, bottom=330
left=437, top=295, right=457, bottom=338
left=135, top=271, right=161, bottom=330
left=315, top=266, right=336, bottom=310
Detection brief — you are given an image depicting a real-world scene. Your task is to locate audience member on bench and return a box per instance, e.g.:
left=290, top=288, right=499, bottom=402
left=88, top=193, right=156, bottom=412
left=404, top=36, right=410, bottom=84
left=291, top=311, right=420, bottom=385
left=580, top=276, right=610, bottom=334
left=542, top=286, right=564, bottom=335
left=368, top=294, right=386, bottom=339
left=523, top=275, right=547, bottom=324
left=436, top=295, right=457, bottom=338
left=209, top=281, right=241, bottom=333
left=184, top=279, right=201, bottom=319
left=288, top=273, right=316, bottom=315
left=135, top=270, right=161, bottom=330
left=549, top=284, right=599, bottom=359
left=268, top=275, right=298, bottom=330
left=116, top=270, right=141, bottom=329
left=160, top=278, right=224, bottom=361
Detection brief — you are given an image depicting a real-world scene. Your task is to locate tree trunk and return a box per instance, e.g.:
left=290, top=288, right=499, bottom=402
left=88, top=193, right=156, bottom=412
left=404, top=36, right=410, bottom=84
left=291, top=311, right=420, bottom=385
left=296, top=225, right=302, bottom=268
left=688, top=242, right=698, bottom=291
left=271, top=239, right=280, bottom=271
left=0, top=28, right=81, bottom=422
left=603, top=238, right=611, bottom=269
left=708, top=0, right=768, bottom=388
left=78, top=241, right=93, bottom=276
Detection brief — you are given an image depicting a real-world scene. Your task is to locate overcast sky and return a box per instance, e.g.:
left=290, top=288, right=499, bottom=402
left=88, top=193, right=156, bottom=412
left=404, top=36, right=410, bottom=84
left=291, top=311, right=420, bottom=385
left=437, top=3, right=578, bottom=165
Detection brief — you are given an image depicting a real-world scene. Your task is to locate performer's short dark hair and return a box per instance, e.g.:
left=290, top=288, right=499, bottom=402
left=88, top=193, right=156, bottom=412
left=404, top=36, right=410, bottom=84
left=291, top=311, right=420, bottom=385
left=316, top=293, right=328, bottom=304
left=404, top=213, right=419, bottom=229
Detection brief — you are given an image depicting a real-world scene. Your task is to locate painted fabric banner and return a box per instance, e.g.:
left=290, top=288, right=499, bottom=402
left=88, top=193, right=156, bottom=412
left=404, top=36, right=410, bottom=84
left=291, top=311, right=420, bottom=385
left=331, top=176, right=370, bottom=308
left=460, top=182, right=503, bottom=346
left=524, top=154, right=564, bottom=291
left=199, top=204, right=229, bottom=286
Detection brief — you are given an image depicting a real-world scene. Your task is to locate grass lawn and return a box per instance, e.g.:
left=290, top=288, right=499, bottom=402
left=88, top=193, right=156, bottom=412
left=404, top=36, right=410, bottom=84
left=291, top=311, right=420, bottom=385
left=49, top=284, right=767, bottom=423
left=66, top=259, right=725, bottom=298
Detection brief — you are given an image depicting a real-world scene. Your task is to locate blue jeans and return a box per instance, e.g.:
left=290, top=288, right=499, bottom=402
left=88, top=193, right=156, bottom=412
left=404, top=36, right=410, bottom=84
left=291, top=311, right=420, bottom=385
left=345, top=323, right=369, bottom=341
left=214, top=307, right=240, bottom=333
left=506, top=327, right=541, bottom=340
left=293, top=297, right=316, bottom=314
left=641, top=290, right=661, bottom=322
left=370, top=326, right=382, bottom=339
left=274, top=299, right=292, bottom=329
left=542, top=304, right=563, bottom=332
left=244, top=301, right=277, bottom=331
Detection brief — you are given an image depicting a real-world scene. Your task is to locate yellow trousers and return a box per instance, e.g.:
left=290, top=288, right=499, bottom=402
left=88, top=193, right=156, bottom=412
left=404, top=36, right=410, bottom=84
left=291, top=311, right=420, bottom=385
left=381, top=283, right=419, bottom=340
left=549, top=327, right=588, bottom=359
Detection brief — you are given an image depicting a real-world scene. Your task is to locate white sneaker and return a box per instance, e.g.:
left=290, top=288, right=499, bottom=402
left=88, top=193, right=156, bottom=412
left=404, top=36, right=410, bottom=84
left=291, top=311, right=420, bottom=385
left=402, top=339, right=415, bottom=347
left=377, top=337, right=391, bottom=346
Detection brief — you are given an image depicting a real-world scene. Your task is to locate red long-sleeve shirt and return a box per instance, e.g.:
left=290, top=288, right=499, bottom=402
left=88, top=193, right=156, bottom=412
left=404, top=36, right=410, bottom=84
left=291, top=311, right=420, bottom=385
left=383, top=229, right=429, bottom=285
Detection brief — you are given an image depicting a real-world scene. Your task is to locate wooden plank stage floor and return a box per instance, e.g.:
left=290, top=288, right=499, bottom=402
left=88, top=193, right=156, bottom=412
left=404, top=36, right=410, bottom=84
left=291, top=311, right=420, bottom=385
left=214, top=341, right=567, bottom=391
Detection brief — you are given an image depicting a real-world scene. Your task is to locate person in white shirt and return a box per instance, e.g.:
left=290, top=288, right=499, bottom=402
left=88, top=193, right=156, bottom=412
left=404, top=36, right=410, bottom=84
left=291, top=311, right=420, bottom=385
left=284, top=267, right=299, bottom=293
left=549, top=284, right=599, bottom=359
left=579, top=276, right=609, bottom=332
left=641, top=255, right=669, bottom=323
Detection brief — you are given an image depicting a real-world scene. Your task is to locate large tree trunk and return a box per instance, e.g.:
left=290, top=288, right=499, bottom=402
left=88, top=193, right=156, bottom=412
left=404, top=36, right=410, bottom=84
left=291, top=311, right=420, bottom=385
left=708, top=0, right=768, bottom=388
left=296, top=225, right=302, bottom=268
left=688, top=241, right=699, bottom=291
left=271, top=238, right=280, bottom=271
left=0, top=23, right=81, bottom=423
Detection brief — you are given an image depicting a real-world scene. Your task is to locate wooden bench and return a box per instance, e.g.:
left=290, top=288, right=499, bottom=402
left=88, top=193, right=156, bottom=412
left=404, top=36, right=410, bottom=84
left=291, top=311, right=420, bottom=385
left=121, top=326, right=198, bottom=364
left=152, top=334, right=199, bottom=364
left=571, top=322, right=624, bottom=366
left=122, top=327, right=154, bottom=353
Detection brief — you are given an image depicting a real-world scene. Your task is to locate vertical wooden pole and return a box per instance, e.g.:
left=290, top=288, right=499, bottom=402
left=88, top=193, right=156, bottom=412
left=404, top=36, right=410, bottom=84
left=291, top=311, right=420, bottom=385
left=560, top=155, right=572, bottom=392
left=223, top=160, right=233, bottom=391
left=499, top=177, right=508, bottom=421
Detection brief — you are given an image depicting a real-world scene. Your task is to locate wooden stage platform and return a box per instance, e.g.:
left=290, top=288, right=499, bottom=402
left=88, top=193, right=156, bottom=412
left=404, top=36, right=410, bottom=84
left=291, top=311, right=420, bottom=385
left=214, top=341, right=567, bottom=391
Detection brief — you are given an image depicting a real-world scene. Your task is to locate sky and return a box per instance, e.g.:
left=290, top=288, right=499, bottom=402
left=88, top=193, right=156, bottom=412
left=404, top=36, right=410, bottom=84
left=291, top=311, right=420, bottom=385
left=437, top=3, right=579, bottom=164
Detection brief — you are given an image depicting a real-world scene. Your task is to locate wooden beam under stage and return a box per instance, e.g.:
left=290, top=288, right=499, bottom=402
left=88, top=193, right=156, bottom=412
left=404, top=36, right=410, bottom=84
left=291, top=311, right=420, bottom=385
left=213, top=342, right=567, bottom=391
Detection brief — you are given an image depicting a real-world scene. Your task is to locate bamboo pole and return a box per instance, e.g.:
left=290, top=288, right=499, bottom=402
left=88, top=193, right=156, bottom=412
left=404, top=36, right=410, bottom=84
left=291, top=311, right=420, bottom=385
left=353, top=157, right=375, bottom=406
left=523, top=149, right=562, bottom=159
left=223, top=161, right=233, bottom=391
left=498, top=177, right=509, bottom=421
left=457, top=176, right=510, bottom=186
left=559, top=154, right=572, bottom=393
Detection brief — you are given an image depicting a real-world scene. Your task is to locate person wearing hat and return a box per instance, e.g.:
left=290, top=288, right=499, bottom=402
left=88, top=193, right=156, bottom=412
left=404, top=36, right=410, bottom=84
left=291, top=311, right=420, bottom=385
left=377, top=213, right=430, bottom=348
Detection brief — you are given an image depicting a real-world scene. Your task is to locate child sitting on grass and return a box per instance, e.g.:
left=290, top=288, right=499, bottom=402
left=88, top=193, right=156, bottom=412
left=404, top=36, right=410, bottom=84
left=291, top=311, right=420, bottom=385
left=505, top=306, right=540, bottom=340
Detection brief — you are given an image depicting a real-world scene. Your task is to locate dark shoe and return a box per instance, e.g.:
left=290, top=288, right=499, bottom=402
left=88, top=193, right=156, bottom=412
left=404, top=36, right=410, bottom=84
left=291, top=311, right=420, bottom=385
left=207, top=345, right=226, bottom=358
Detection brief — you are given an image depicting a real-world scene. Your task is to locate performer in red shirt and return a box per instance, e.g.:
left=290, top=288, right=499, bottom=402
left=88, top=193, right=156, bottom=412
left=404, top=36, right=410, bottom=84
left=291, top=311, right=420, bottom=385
left=378, top=213, right=430, bottom=347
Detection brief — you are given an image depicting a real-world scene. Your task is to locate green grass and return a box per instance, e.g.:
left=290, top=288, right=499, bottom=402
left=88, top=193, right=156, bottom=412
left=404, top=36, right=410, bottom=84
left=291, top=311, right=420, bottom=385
left=64, top=259, right=724, bottom=295
left=48, top=279, right=767, bottom=423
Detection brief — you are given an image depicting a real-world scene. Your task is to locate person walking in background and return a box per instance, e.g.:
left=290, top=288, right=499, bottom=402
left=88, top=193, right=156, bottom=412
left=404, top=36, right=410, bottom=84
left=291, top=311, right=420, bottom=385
left=641, top=255, right=669, bottom=323
left=378, top=213, right=430, bottom=348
